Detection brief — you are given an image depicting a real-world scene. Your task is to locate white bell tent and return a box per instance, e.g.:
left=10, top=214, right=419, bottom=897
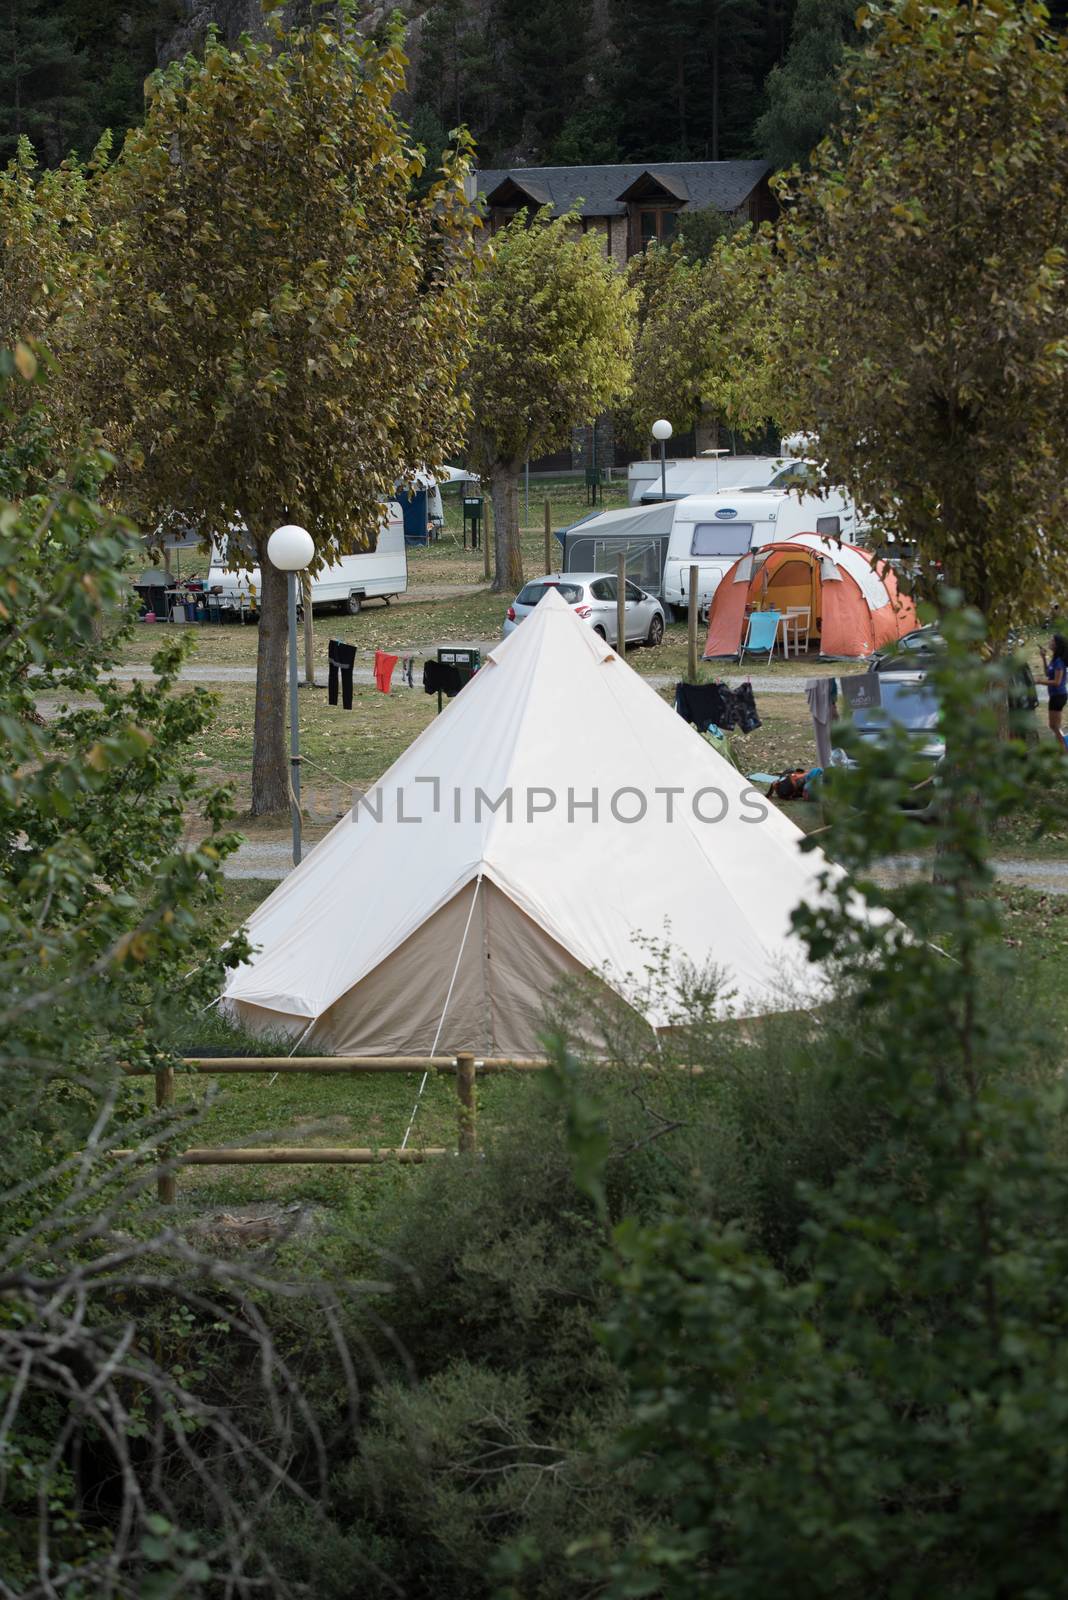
left=221, top=589, right=841, bottom=1054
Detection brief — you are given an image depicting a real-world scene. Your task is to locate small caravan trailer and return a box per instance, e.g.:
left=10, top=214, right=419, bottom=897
left=627, top=453, right=793, bottom=506
left=207, top=502, right=406, bottom=617
left=661, top=466, right=865, bottom=615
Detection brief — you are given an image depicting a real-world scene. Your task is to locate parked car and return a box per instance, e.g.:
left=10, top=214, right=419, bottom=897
left=871, top=624, right=943, bottom=672
left=873, top=627, right=1039, bottom=712
left=843, top=669, right=946, bottom=762
left=502, top=573, right=665, bottom=647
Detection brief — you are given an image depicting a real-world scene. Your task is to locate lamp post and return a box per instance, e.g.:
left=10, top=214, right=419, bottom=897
left=652, top=418, right=673, bottom=502
left=267, top=523, right=315, bottom=867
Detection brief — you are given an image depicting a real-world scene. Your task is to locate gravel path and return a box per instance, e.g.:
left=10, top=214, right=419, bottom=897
left=222, top=836, right=1068, bottom=893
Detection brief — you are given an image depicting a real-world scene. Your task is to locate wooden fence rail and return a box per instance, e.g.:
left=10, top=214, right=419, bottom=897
left=131, top=1054, right=552, bottom=1204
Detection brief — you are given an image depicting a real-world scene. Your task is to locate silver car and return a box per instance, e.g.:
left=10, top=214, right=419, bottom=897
left=502, top=572, right=666, bottom=647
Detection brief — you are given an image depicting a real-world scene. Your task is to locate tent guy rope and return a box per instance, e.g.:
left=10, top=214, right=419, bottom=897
left=399, top=873, right=484, bottom=1151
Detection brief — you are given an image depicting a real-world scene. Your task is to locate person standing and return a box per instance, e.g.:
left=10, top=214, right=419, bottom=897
left=1039, top=633, right=1068, bottom=751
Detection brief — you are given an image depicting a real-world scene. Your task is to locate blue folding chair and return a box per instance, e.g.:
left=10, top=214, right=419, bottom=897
left=738, top=609, right=783, bottom=664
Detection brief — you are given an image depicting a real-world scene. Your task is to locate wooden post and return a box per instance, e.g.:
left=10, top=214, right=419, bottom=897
left=302, top=572, right=315, bottom=686
left=616, top=552, right=626, bottom=657
left=155, top=1065, right=176, bottom=1205
left=456, top=1053, right=477, bottom=1154
left=688, top=563, right=699, bottom=681
left=483, top=497, right=492, bottom=583
left=544, top=498, right=552, bottom=574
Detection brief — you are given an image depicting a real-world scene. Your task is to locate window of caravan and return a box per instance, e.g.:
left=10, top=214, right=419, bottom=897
left=689, top=523, right=754, bottom=558
left=816, top=515, right=841, bottom=537
left=768, top=462, right=818, bottom=490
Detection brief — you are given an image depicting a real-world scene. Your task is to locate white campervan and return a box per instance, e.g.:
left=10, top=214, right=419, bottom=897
left=661, top=464, right=864, bottom=615
left=627, top=453, right=794, bottom=506
left=208, top=502, right=407, bottom=616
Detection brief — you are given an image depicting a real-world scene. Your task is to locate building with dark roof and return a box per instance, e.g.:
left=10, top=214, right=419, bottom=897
left=470, top=160, right=774, bottom=264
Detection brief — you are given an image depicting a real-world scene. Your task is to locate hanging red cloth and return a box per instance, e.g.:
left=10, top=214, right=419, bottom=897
left=373, top=649, right=399, bottom=694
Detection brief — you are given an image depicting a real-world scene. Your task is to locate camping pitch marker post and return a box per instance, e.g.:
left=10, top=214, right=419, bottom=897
left=617, top=552, right=626, bottom=656
left=544, top=499, right=552, bottom=575
left=302, top=572, right=315, bottom=687
left=688, top=564, right=699, bottom=680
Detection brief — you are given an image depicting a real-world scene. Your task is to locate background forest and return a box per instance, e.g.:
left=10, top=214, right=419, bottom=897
left=0, top=0, right=898, bottom=172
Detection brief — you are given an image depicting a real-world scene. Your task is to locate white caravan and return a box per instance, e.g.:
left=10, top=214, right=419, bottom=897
left=627, top=453, right=794, bottom=506
left=208, top=502, right=406, bottom=616
left=661, top=464, right=864, bottom=615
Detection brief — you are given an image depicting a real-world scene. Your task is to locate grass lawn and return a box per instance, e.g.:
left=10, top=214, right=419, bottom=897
left=179, top=675, right=818, bottom=816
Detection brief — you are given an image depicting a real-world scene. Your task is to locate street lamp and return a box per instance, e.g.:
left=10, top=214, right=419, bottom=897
left=652, top=418, right=673, bottom=502
left=268, top=523, right=315, bottom=867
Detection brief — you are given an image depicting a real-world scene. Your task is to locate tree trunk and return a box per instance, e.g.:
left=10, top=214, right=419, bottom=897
left=490, top=461, right=524, bottom=595
left=251, top=554, right=291, bottom=816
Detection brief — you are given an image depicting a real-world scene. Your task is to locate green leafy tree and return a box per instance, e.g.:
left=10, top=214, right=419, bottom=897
left=467, top=209, right=636, bottom=593
left=546, top=104, right=621, bottom=166
left=0, top=0, right=168, bottom=166
left=621, top=230, right=780, bottom=446
left=0, top=361, right=247, bottom=1113
left=0, top=358, right=368, bottom=1595
left=777, top=0, right=1068, bottom=638
left=673, top=202, right=745, bottom=263
left=0, top=133, right=101, bottom=446
left=755, top=0, right=860, bottom=169
left=414, top=0, right=500, bottom=154
left=89, top=12, right=479, bottom=813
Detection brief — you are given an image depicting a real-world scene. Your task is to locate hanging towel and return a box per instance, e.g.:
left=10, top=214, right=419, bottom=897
left=675, top=681, right=734, bottom=730
left=374, top=649, right=399, bottom=694
left=423, top=659, right=463, bottom=698
left=806, top=677, right=836, bottom=768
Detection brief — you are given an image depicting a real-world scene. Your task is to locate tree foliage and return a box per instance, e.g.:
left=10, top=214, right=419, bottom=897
left=559, top=610, right=1068, bottom=1599
left=0, top=0, right=167, bottom=166
left=0, top=365, right=247, bottom=1122
left=407, top=0, right=820, bottom=167
left=466, top=210, right=636, bottom=591
left=88, top=12, right=479, bottom=812
left=0, top=365, right=331, bottom=1592
left=777, top=0, right=1068, bottom=636
left=755, top=0, right=861, bottom=169
left=0, top=133, right=102, bottom=444
left=621, top=231, right=781, bottom=446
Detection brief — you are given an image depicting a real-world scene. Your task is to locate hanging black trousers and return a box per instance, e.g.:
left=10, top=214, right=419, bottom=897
left=328, top=641, right=357, bottom=709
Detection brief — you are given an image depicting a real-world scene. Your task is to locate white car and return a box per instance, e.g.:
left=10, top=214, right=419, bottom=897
left=502, top=573, right=666, bottom=647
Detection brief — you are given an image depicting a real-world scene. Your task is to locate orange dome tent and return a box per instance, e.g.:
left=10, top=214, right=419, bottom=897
left=703, top=535, right=917, bottom=660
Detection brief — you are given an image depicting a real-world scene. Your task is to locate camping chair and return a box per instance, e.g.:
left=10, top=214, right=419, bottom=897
left=783, top=606, right=811, bottom=657
left=738, top=609, right=783, bottom=664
